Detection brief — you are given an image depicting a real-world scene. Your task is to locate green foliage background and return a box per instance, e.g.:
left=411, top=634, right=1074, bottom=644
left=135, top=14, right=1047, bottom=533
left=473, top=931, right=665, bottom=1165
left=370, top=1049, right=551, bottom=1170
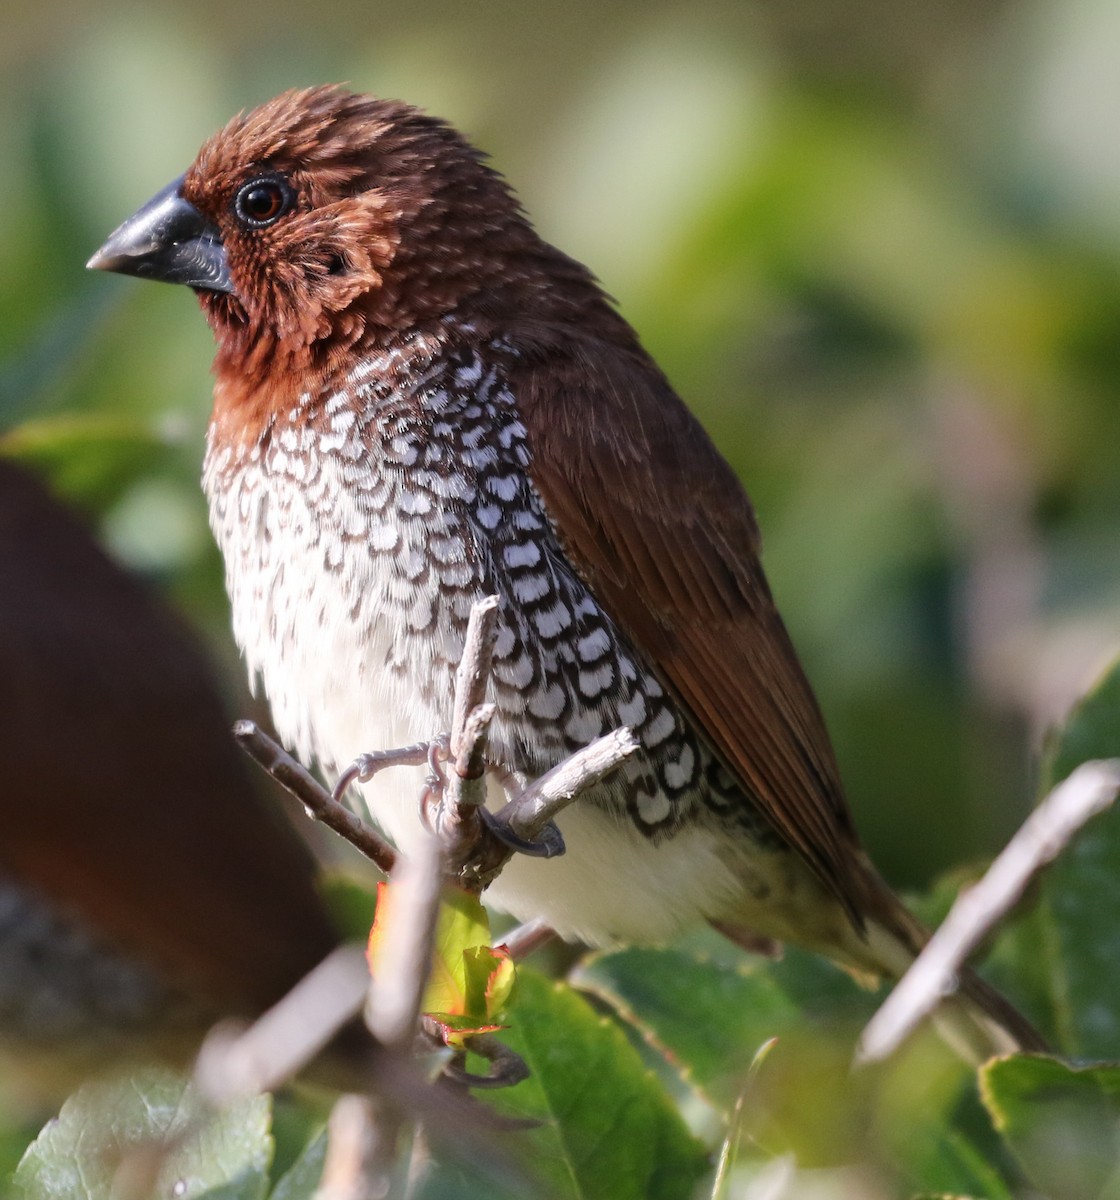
left=6, top=0, right=1120, bottom=882
left=2, top=0, right=1120, bottom=1195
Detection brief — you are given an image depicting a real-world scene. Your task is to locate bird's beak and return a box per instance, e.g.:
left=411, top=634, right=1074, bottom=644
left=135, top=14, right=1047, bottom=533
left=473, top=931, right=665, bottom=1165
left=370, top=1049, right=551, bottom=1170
left=87, top=175, right=235, bottom=295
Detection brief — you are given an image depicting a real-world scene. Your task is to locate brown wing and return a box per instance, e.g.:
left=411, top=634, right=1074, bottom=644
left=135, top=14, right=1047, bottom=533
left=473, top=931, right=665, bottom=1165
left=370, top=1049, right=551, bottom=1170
left=513, top=332, right=865, bottom=920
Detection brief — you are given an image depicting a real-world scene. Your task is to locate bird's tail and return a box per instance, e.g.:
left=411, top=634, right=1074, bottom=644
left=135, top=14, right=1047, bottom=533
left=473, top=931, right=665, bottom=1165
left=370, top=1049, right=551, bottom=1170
left=715, top=850, right=1049, bottom=1060
left=856, top=872, right=1049, bottom=1062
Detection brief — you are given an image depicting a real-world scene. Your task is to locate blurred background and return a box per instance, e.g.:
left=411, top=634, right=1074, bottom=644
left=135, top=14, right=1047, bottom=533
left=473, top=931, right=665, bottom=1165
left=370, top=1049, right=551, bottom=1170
left=1, top=0, right=1118, bottom=1053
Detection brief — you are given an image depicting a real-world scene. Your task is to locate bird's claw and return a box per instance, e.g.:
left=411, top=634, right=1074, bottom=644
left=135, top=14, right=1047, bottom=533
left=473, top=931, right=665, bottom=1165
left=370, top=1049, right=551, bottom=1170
left=479, top=808, right=565, bottom=858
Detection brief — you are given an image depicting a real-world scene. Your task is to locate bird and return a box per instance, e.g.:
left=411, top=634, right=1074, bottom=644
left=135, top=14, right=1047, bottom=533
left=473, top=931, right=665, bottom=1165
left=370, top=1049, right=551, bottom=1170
left=0, top=459, right=340, bottom=1096
left=89, top=84, right=1045, bottom=1055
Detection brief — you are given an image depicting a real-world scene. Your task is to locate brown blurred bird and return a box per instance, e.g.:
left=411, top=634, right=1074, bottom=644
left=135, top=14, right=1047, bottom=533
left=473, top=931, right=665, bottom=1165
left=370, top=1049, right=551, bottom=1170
left=0, top=460, right=339, bottom=1090
left=89, top=85, right=1044, bottom=1054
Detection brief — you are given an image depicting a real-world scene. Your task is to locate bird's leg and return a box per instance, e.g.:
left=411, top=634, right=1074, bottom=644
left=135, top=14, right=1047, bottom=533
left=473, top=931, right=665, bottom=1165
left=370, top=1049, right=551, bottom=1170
left=497, top=917, right=557, bottom=961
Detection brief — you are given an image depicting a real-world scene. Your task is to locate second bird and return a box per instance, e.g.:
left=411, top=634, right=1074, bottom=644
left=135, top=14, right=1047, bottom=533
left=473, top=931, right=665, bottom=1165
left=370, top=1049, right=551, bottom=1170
left=90, top=85, right=1044, bottom=1054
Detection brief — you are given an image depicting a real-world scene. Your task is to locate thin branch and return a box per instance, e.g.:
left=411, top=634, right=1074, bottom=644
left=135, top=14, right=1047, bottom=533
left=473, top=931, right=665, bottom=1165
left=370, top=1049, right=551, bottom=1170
left=194, top=946, right=371, bottom=1103
left=365, top=830, right=445, bottom=1051
left=450, top=595, right=500, bottom=760
left=858, top=758, right=1120, bottom=1063
left=439, top=598, right=500, bottom=863
left=436, top=700, right=494, bottom=868
left=316, top=1094, right=388, bottom=1200
left=441, top=704, right=495, bottom=850
left=499, top=918, right=556, bottom=961
left=499, top=727, right=641, bottom=840
left=453, top=702, right=496, bottom=785
left=345, top=830, right=445, bottom=1193
left=233, top=720, right=398, bottom=874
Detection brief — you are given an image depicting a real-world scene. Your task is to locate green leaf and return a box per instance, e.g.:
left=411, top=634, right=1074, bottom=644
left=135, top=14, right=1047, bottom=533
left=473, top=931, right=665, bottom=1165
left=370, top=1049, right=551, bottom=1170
left=1011, top=657, right=1120, bottom=1057
left=13, top=1068, right=272, bottom=1200
left=366, top=883, right=514, bottom=1051
left=1042, top=656, right=1120, bottom=791
left=430, top=887, right=492, bottom=974
left=710, top=1039, right=776, bottom=1199
left=0, top=1122, right=36, bottom=1186
left=487, top=967, right=708, bottom=1200
left=268, top=1130, right=326, bottom=1200
left=577, top=940, right=1019, bottom=1194
left=464, top=943, right=516, bottom=1017
left=424, top=888, right=493, bottom=1020
left=320, top=870, right=378, bottom=943
left=980, top=1054, right=1120, bottom=1200
left=368, top=884, right=495, bottom=1022
left=415, top=1158, right=531, bottom=1200
left=423, top=888, right=515, bottom=1032
left=0, top=414, right=180, bottom=514
left=574, top=942, right=875, bottom=1110
left=267, top=1097, right=330, bottom=1198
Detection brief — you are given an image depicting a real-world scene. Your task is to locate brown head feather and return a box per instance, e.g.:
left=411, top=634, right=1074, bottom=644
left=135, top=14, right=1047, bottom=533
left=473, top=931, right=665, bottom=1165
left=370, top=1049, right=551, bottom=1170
left=184, top=85, right=627, bottom=446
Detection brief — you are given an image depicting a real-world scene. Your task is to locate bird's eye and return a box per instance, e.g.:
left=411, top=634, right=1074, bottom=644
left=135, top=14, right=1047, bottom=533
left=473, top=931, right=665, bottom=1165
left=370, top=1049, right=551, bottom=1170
left=233, top=176, right=295, bottom=228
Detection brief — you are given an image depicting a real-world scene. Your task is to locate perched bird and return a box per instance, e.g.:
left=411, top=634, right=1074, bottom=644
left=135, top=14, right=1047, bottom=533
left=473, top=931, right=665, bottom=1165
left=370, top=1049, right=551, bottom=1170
left=90, top=85, right=1044, bottom=1053
left=0, top=459, right=339, bottom=1092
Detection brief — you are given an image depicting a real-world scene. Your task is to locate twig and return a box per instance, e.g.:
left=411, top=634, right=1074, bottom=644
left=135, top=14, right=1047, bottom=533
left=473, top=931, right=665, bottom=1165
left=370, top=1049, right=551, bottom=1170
left=194, top=946, right=371, bottom=1103
left=439, top=598, right=500, bottom=864
left=450, top=595, right=500, bottom=761
left=498, top=727, right=641, bottom=841
left=440, top=704, right=495, bottom=857
left=233, top=720, right=398, bottom=874
left=858, top=758, right=1120, bottom=1063
left=316, top=1094, right=387, bottom=1200
left=346, top=830, right=445, bottom=1192
left=365, top=830, right=445, bottom=1051
left=499, top=918, right=556, bottom=961
left=453, top=703, right=496, bottom=786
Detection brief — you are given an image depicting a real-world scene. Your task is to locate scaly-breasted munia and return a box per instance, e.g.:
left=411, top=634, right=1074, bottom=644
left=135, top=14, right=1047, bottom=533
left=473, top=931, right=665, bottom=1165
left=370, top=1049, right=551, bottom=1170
left=89, top=85, right=1044, bottom=1053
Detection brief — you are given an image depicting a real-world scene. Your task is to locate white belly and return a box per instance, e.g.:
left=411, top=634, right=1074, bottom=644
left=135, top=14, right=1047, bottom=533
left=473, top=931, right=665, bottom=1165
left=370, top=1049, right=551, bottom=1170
left=203, top=419, right=843, bottom=951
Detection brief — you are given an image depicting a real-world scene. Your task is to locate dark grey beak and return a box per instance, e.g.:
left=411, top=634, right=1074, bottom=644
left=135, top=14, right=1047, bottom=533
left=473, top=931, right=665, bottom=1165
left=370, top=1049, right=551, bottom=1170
left=87, top=175, right=234, bottom=295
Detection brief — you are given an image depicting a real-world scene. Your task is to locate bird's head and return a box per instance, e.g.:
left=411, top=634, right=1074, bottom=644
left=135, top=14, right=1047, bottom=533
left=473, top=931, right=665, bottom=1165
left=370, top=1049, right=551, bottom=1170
left=88, top=86, right=561, bottom=403
left=90, top=85, right=635, bottom=442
